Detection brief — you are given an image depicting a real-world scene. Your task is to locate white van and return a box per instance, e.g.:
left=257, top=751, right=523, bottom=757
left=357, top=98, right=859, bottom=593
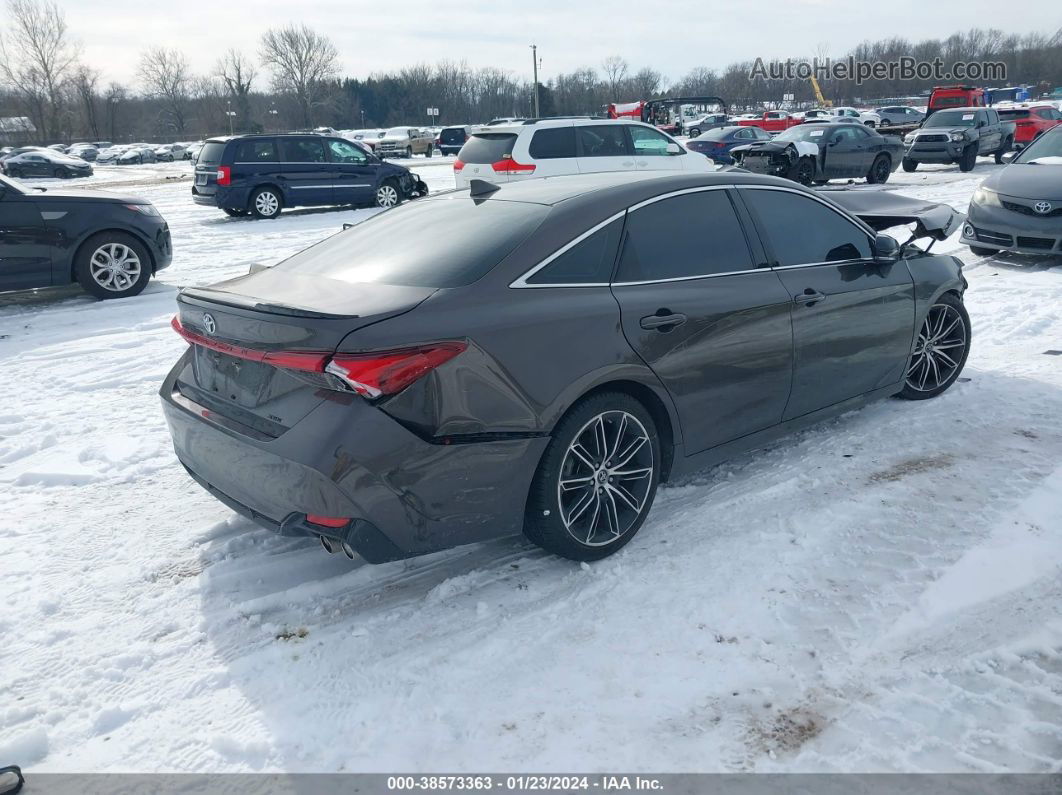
left=453, top=118, right=712, bottom=188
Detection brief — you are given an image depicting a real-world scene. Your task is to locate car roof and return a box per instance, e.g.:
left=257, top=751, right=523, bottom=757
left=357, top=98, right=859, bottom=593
left=474, top=118, right=666, bottom=135
left=435, top=170, right=802, bottom=209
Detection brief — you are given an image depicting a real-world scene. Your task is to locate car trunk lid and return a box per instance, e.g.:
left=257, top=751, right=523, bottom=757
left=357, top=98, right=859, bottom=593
left=173, top=273, right=437, bottom=432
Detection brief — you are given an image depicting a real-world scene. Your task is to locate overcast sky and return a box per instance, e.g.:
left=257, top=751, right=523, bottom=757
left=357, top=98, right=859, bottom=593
left=66, top=0, right=1056, bottom=89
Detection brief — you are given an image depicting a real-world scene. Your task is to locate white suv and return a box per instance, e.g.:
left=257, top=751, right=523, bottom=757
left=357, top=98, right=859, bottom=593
left=453, top=118, right=711, bottom=188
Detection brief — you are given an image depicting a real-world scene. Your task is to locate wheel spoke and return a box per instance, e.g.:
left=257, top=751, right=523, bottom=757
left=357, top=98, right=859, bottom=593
left=607, top=414, right=627, bottom=463
left=560, top=475, right=593, bottom=491
left=601, top=490, right=620, bottom=536
left=569, top=443, right=597, bottom=471
left=584, top=494, right=602, bottom=544
left=611, top=435, right=648, bottom=470
left=935, top=349, right=959, bottom=369
left=565, top=487, right=596, bottom=526
left=612, top=466, right=652, bottom=480
left=607, top=482, right=640, bottom=512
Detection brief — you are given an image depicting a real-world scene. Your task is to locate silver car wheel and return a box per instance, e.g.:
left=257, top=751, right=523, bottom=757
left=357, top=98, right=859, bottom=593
left=557, top=410, right=654, bottom=547
left=906, top=303, right=967, bottom=392
left=255, top=191, right=279, bottom=216
left=89, top=243, right=142, bottom=292
left=376, top=184, right=399, bottom=208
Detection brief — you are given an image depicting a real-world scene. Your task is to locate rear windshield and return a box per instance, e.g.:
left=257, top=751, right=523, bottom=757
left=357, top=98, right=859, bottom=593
left=998, top=109, right=1030, bottom=119
left=440, top=128, right=467, bottom=144
left=273, top=199, right=549, bottom=288
left=197, top=141, right=226, bottom=165
left=459, top=133, right=517, bottom=164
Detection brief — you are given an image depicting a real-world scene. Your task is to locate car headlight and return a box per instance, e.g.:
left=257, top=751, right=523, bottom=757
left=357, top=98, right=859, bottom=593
left=971, top=187, right=1001, bottom=208
left=904, top=133, right=916, bottom=143
left=949, top=132, right=965, bottom=142
left=125, top=203, right=160, bottom=216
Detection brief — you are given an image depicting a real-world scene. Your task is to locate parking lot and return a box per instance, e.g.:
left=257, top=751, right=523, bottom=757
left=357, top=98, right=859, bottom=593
left=1, top=155, right=1060, bottom=773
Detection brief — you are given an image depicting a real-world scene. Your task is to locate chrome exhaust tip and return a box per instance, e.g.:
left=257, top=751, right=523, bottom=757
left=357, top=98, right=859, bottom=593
left=341, top=542, right=357, bottom=560
left=320, top=535, right=340, bottom=554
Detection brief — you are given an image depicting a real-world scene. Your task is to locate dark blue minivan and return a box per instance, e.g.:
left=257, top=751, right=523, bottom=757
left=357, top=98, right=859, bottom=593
left=192, top=134, right=427, bottom=219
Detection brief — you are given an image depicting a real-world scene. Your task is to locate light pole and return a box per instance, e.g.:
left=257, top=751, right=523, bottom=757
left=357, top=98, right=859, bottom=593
left=226, top=101, right=236, bottom=135
left=268, top=104, right=279, bottom=132
left=530, top=44, right=540, bottom=118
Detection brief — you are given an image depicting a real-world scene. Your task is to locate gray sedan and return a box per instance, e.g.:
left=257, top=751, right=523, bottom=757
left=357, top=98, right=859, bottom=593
left=162, top=170, right=970, bottom=565
left=962, top=126, right=1062, bottom=256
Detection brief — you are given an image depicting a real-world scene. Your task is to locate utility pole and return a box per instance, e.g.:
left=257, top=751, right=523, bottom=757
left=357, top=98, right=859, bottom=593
left=530, top=44, right=540, bottom=118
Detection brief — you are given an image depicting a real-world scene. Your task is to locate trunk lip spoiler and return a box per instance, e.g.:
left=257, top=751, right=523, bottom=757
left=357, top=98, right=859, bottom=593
left=178, top=286, right=355, bottom=319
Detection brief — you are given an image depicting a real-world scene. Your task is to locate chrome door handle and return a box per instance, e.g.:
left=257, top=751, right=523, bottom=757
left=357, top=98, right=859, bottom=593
left=794, top=290, right=826, bottom=304
left=640, top=312, right=687, bottom=330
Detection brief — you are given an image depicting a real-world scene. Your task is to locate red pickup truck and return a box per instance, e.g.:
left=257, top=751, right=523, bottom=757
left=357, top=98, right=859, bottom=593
left=928, top=86, right=986, bottom=112
left=997, top=104, right=1062, bottom=148
left=737, top=111, right=803, bottom=134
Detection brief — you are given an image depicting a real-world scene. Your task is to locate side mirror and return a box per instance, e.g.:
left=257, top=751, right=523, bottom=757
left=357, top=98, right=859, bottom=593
left=873, top=234, right=900, bottom=261
left=666, top=142, right=683, bottom=155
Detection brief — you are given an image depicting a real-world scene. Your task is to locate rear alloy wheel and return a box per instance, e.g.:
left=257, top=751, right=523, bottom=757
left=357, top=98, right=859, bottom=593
left=250, top=187, right=282, bottom=219
left=375, top=180, right=401, bottom=208
left=994, top=138, right=1012, bottom=164
left=525, top=393, right=660, bottom=562
left=689, top=127, right=701, bottom=137
left=75, top=232, right=151, bottom=300
left=898, top=294, right=971, bottom=400
left=866, top=154, right=891, bottom=184
left=54, top=168, right=68, bottom=179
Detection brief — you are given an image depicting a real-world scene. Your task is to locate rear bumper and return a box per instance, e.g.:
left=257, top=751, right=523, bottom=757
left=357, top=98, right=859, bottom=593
left=160, top=354, right=548, bottom=561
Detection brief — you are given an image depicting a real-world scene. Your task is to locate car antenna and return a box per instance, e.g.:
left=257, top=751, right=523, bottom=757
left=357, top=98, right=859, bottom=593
left=468, top=178, right=500, bottom=197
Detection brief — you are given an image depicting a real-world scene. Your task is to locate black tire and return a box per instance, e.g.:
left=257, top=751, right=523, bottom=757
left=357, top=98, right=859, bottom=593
left=864, top=120, right=876, bottom=128
left=249, top=187, right=282, bottom=219
left=897, top=293, right=971, bottom=401
left=54, top=168, right=67, bottom=179
left=405, top=146, right=412, bottom=158
left=866, top=154, right=892, bottom=184
left=791, top=157, right=815, bottom=185
left=813, top=179, right=829, bottom=186
left=958, top=146, right=977, bottom=172
left=969, top=245, right=996, bottom=257
left=374, top=178, right=402, bottom=208
left=425, top=144, right=433, bottom=157
left=524, top=392, right=661, bottom=562
left=879, top=119, right=891, bottom=128
left=689, top=127, right=701, bottom=137
left=222, top=208, right=247, bottom=217
left=74, top=231, right=152, bottom=300
left=902, top=158, right=918, bottom=172
left=7, top=167, right=20, bottom=178
left=994, top=137, right=1012, bottom=164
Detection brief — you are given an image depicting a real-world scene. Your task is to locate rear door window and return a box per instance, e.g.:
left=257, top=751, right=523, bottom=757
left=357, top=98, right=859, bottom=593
left=616, top=190, right=754, bottom=282
left=577, top=125, right=629, bottom=157
left=280, top=138, right=326, bottom=162
left=529, top=127, right=577, bottom=159
left=234, top=139, right=278, bottom=162
left=460, top=133, right=517, bottom=163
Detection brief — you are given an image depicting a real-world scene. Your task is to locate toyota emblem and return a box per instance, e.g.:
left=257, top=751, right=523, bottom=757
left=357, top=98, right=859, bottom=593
left=1034, top=201, right=1053, bottom=214
left=202, top=313, right=216, bottom=335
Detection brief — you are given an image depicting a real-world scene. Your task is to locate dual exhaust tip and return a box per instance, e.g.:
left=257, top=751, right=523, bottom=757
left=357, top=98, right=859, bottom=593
left=320, top=534, right=357, bottom=560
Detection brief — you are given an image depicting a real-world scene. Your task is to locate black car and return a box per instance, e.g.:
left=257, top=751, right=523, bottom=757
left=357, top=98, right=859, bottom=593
left=0, top=174, right=171, bottom=298
left=192, top=133, right=428, bottom=219
left=732, top=122, right=904, bottom=185
left=438, top=125, right=472, bottom=156
left=686, top=125, right=770, bottom=164
left=3, top=150, right=93, bottom=179
left=162, top=171, right=969, bottom=565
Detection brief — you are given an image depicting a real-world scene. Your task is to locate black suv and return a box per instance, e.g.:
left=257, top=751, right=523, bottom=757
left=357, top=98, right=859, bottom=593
left=192, top=134, right=427, bottom=219
left=0, top=174, right=171, bottom=299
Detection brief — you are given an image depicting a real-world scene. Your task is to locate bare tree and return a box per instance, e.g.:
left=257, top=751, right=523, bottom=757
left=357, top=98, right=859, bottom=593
left=139, top=47, right=191, bottom=135
left=0, top=0, right=79, bottom=141
left=104, top=81, right=127, bottom=141
left=215, top=48, right=256, bottom=132
left=71, top=64, right=100, bottom=139
left=259, top=24, right=339, bottom=128
left=601, top=55, right=628, bottom=101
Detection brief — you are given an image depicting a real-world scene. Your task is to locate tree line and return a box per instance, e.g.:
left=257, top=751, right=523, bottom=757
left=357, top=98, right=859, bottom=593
left=0, top=0, right=1059, bottom=144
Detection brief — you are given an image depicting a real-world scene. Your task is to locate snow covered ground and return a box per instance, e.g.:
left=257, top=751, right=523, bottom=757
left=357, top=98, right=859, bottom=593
left=1, top=156, right=1061, bottom=774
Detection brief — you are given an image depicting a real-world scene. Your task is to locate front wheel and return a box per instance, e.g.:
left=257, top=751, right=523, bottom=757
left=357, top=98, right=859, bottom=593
left=524, top=392, right=661, bottom=562
left=866, top=154, right=891, bottom=184
left=958, top=146, right=977, bottom=172
left=969, top=245, right=996, bottom=257
left=791, top=157, right=815, bottom=185
left=405, top=146, right=413, bottom=159
left=375, top=179, right=401, bottom=208
left=902, top=158, right=918, bottom=172
left=75, top=232, right=152, bottom=300
left=249, top=187, right=282, bottom=219
left=994, top=138, right=1012, bottom=164
left=898, top=294, right=971, bottom=400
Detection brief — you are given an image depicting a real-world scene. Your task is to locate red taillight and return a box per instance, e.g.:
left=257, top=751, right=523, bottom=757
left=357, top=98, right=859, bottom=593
left=216, top=165, right=231, bottom=186
left=453, top=158, right=465, bottom=172
left=171, top=316, right=465, bottom=399
left=491, top=157, right=535, bottom=175
left=306, top=514, right=350, bottom=528
left=325, top=343, right=467, bottom=398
